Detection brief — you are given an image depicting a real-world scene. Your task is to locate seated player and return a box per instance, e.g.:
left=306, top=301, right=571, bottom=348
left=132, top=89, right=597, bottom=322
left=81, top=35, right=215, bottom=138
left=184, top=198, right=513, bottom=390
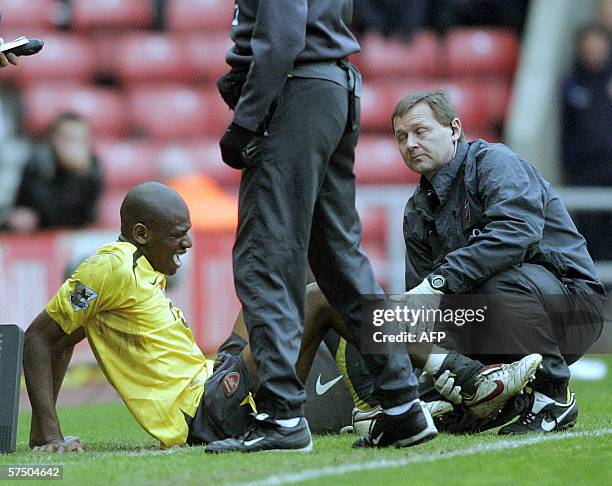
left=220, top=283, right=543, bottom=440
left=23, top=182, right=539, bottom=453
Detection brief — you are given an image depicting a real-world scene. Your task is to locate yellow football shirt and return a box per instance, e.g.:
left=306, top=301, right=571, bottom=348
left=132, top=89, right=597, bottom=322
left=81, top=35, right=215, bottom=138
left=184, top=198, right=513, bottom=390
left=46, top=241, right=214, bottom=448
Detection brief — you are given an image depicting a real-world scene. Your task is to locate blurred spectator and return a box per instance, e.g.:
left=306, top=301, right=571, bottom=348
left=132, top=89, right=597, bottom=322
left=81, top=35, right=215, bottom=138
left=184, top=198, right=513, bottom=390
left=428, top=0, right=529, bottom=34
left=561, top=24, right=611, bottom=186
left=600, top=0, right=612, bottom=35
left=561, top=24, right=612, bottom=260
left=353, top=0, right=427, bottom=40
left=158, top=150, right=238, bottom=232
left=3, top=112, right=104, bottom=233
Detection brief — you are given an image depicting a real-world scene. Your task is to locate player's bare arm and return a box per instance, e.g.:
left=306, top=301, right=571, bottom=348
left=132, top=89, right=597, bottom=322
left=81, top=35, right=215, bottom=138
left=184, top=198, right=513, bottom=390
left=23, top=311, right=85, bottom=453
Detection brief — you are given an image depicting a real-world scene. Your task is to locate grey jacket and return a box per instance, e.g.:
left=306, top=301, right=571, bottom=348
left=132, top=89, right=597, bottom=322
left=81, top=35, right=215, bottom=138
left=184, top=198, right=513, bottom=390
left=403, top=140, right=605, bottom=296
left=227, top=0, right=360, bottom=131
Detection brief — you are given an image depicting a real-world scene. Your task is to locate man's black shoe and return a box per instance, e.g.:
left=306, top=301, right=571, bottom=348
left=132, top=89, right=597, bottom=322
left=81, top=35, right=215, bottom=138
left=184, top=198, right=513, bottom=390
left=498, top=389, right=578, bottom=435
left=352, top=400, right=438, bottom=448
left=205, top=415, right=313, bottom=453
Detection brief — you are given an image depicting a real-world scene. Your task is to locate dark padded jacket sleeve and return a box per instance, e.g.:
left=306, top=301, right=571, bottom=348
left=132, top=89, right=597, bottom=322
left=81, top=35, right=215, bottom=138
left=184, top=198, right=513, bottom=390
left=437, top=145, right=546, bottom=293
left=232, top=0, right=307, bottom=131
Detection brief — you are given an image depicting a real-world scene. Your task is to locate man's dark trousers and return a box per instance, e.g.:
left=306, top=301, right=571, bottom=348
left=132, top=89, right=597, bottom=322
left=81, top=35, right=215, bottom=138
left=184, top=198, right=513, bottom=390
left=233, top=67, right=419, bottom=418
left=442, top=263, right=605, bottom=396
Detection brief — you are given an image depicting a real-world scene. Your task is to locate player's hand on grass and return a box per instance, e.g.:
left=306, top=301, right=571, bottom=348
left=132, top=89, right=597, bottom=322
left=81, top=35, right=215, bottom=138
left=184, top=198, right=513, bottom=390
left=32, top=436, right=84, bottom=453
left=0, top=37, right=19, bottom=67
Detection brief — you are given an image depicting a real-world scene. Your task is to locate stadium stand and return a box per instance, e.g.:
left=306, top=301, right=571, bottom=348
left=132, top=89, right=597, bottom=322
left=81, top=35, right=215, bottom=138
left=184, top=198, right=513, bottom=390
left=70, top=0, right=154, bottom=31
left=21, top=83, right=128, bottom=137
left=0, top=0, right=57, bottom=30
left=0, top=0, right=523, bottom=286
left=13, top=33, right=97, bottom=84
left=109, top=33, right=196, bottom=83
left=444, top=28, right=519, bottom=78
left=166, top=0, right=234, bottom=32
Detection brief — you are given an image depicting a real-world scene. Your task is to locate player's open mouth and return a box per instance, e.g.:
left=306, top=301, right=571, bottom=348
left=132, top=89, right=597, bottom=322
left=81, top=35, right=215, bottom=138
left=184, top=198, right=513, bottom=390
left=173, top=254, right=182, bottom=267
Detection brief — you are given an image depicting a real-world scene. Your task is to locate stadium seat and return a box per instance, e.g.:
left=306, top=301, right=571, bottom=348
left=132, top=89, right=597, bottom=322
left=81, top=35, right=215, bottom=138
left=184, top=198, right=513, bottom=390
left=108, top=34, right=195, bottom=83
left=444, top=28, right=519, bottom=78
left=167, top=0, right=235, bottom=32
left=204, top=88, right=233, bottom=136
left=21, top=84, right=128, bottom=137
left=355, top=135, right=419, bottom=185
left=360, top=79, right=441, bottom=132
left=95, top=139, right=158, bottom=191
left=70, top=0, right=153, bottom=31
left=128, top=85, right=211, bottom=139
left=185, top=34, right=233, bottom=81
left=442, top=81, right=489, bottom=131
left=358, top=206, right=387, bottom=242
left=156, top=140, right=241, bottom=188
left=14, top=33, right=96, bottom=83
left=97, top=189, right=125, bottom=227
left=359, top=31, right=441, bottom=79
left=478, top=80, right=512, bottom=128
left=0, top=0, right=56, bottom=29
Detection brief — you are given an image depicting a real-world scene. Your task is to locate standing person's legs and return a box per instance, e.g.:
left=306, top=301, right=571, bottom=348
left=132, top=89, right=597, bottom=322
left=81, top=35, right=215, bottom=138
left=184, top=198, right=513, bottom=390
left=307, top=96, right=438, bottom=447
left=232, top=76, right=352, bottom=420
left=307, top=98, right=419, bottom=409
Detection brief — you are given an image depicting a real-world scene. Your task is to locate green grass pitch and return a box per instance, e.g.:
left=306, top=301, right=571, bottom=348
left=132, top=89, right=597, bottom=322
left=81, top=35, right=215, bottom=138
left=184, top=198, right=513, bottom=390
left=3, top=356, right=612, bottom=485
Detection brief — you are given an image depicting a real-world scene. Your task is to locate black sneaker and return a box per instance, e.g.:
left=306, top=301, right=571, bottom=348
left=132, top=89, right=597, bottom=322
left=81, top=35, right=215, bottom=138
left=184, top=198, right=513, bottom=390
left=205, top=415, right=313, bottom=453
left=352, top=400, right=438, bottom=448
left=498, top=389, right=578, bottom=435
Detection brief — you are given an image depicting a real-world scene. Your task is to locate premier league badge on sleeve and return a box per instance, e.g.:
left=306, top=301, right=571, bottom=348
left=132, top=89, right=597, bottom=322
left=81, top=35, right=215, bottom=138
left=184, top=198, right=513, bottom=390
left=70, top=281, right=98, bottom=311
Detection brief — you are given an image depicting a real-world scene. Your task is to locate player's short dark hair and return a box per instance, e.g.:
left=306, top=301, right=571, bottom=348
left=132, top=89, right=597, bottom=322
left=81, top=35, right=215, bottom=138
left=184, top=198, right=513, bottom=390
left=391, top=90, right=465, bottom=142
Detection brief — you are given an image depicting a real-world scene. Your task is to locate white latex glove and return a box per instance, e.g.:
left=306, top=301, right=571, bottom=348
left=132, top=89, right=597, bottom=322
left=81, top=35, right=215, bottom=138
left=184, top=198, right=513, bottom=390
left=434, top=370, right=463, bottom=405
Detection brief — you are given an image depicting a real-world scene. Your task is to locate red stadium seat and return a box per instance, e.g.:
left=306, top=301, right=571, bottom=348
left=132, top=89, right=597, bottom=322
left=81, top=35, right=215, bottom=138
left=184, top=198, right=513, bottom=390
left=478, top=80, right=512, bottom=127
left=128, top=85, right=211, bottom=139
left=22, top=84, right=128, bottom=137
left=185, top=34, right=233, bottom=81
left=70, top=0, right=153, bottom=31
left=359, top=31, right=441, bottom=79
left=14, top=33, right=96, bottom=83
left=98, top=189, right=125, bottom=227
left=0, top=0, right=56, bottom=29
left=355, top=135, right=419, bottom=185
left=442, top=81, right=489, bottom=131
left=358, top=206, right=387, bottom=242
left=95, top=139, right=158, bottom=191
left=167, top=0, right=234, bottom=32
left=108, top=34, right=195, bottom=83
left=361, top=79, right=442, bottom=132
left=204, top=88, right=233, bottom=136
left=156, top=140, right=241, bottom=188
left=444, top=28, right=519, bottom=78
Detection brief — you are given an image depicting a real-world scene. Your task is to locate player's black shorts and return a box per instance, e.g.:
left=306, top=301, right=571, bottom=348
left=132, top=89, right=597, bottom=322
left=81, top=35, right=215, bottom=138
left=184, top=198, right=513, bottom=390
left=186, top=355, right=253, bottom=445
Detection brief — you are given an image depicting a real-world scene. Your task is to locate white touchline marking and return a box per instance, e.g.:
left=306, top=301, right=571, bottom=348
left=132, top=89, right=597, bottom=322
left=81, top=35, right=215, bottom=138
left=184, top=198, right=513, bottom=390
left=229, top=428, right=612, bottom=486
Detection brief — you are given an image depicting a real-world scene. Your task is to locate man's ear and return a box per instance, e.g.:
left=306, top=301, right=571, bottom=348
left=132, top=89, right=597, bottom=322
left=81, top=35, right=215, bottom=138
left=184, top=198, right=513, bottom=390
left=450, top=117, right=462, bottom=142
left=132, top=223, right=148, bottom=245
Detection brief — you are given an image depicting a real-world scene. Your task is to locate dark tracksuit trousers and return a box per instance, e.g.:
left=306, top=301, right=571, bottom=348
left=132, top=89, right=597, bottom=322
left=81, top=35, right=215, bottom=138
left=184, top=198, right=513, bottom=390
left=232, top=64, right=419, bottom=418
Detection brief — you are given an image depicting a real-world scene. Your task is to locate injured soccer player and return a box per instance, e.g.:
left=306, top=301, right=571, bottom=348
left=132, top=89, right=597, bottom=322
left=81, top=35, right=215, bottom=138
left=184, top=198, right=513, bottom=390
left=22, top=182, right=540, bottom=453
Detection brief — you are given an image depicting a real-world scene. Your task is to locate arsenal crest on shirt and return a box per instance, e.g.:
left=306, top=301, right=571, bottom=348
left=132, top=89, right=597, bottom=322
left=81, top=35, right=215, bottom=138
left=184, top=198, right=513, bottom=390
left=222, top=372, right=240, bottom=397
